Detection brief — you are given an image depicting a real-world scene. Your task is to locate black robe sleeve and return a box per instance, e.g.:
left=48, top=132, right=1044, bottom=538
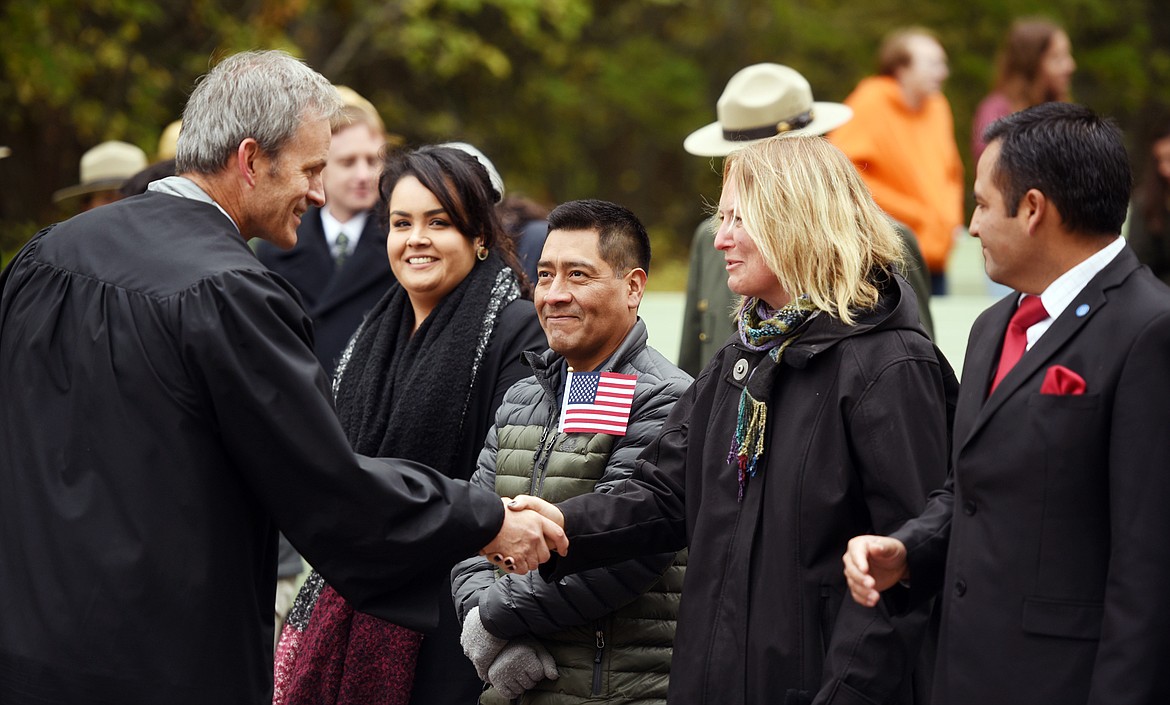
left=180, top=268, right=505, bottom=629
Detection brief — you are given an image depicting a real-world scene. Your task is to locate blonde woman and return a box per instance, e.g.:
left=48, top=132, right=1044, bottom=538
left=511, top=136, right=955, bottom=704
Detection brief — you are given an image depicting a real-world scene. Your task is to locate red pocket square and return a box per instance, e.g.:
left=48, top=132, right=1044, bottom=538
left=1041, top=365, right=1086, bottom=395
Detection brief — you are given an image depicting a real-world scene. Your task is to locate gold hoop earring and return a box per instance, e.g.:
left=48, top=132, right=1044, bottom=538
left=476, top=245, right=489, bottom=261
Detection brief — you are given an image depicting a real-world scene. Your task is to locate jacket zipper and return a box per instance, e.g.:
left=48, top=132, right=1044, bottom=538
left=592, top=621, right=606, bottom=696
left=533, top=425, right=559, bottom=495
left=528, top=416, right=559, bottom=498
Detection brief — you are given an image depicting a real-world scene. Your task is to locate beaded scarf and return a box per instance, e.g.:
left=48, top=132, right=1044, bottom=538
left=727, top=295, right=817, bottom=500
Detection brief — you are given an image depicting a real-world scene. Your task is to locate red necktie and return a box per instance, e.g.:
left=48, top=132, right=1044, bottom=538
left=990, top=295, right=1048, bottom=393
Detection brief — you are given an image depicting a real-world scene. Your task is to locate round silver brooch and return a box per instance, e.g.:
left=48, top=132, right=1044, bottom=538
left=733, top=358, right=750, bottom=382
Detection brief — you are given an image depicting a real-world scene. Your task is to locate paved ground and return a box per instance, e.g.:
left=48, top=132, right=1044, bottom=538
left=641, top=233, right=1000, bottom=375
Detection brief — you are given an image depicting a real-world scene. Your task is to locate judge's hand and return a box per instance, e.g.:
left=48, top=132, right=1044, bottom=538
left=505, top=494, right=564, bottom=530
left=480, top=498, right=568, bottom=575
left=843, top=535, right=908, bottom=607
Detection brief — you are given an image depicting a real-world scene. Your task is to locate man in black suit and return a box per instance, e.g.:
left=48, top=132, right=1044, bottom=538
left=257, top=88, right=394, bottom=377
left=843, top=102, right=1170, bottom=704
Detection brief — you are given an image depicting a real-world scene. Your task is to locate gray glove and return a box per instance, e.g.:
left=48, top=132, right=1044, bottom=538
left=460, top=606, right=507, bottom=681
left=488, top=639, right=559, bottom=700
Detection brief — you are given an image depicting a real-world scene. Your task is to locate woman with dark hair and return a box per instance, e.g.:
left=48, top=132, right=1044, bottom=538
left=972, top=18, right=1076, bottom=161
left=1129, top=125, right=1170, bottom=284
left=273, top=145, right=546, bottom=705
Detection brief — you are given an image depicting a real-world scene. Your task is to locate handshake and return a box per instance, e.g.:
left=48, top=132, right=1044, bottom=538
left=479, top=495, right=566, bottom=575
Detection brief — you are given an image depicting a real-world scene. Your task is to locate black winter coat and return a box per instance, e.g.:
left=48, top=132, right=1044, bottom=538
left=546, top=275, right=957, bottom=705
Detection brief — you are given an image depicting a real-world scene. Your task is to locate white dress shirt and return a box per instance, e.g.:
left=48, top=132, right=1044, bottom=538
left=1023, top=236, right=1125, bottom=350
left=320, top=207, right=366, bottom=259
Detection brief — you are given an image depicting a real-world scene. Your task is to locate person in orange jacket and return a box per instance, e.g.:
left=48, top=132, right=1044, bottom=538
left=830, top=27, right=964, bottom=295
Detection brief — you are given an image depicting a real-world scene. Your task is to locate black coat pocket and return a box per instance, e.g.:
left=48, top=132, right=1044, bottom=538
left=1021, top=596, right=1103, bottom=640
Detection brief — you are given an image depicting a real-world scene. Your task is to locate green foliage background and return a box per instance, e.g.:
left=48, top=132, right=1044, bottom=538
left=2, top=0, right=1168, bottom=277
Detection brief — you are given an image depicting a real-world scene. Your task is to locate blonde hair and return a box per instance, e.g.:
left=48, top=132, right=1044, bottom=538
left=334, top=85, right=387, bottom=137
left=722, top=135, right=904, bottom=325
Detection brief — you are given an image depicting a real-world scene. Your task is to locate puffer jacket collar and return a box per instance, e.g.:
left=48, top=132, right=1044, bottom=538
left=523, top=317, right=650, bottom=398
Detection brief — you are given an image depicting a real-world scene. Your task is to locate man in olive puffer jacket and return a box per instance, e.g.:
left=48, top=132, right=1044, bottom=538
left=453, top=199, right=692, bottom=704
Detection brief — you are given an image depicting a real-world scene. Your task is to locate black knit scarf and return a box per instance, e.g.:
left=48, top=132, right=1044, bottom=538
left=332, top=251, right=521, bottom=472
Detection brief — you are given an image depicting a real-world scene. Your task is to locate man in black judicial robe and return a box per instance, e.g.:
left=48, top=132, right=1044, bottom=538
left=0, top=50, right=563, bottom=705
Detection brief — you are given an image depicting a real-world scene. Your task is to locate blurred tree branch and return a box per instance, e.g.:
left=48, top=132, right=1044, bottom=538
left=2, top=0, right=1168, bottom=270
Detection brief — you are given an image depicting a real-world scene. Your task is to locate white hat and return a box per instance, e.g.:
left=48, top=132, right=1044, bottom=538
left=440, top=141, right=505, bottom=204
left=684, top=63, right=853, bottom=157
left=53, top=140, right=148, bottom=203
left=157, top=120, right=182, bottom=161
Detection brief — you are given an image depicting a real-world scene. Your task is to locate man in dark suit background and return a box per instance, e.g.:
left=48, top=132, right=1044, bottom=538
left=843, top=102, right=1170, bottom=704
left=255, top=87, right=395, bottom=640
left=257, top=87, right=394, bottom=377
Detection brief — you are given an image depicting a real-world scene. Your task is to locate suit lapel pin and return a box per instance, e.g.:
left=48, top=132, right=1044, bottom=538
left=1075, top=304, right=1089, bottom=317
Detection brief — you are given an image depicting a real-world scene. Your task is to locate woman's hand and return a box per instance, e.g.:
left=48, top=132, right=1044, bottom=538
left=480, top=498, right=568, bottom=574
left=506, top=495, right=565, bottom=531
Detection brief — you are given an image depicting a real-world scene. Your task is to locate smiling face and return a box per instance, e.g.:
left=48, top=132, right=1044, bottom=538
left=970, top=140, right=1035, bottom=290
left=535, top=228, right=642, bottom=372
left=713, top=176, right=789, bottom=309
left=323, top=122, right=385, bottom=222
left=244, top=117, right=330, bottom=248
left=386, top=175, right=478, bottom=324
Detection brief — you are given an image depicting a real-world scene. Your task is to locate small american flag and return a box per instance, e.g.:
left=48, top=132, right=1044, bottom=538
left=558, top=370, right=637, bottom=436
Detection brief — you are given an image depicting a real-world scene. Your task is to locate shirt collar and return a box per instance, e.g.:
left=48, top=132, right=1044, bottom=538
left=1035, top=235, right=1125, bottom=321
left=320, top=207, right=367, bottom=252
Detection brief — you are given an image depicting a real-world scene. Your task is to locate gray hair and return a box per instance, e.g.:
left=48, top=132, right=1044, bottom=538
left=176, top=50, right=343, bottom=175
